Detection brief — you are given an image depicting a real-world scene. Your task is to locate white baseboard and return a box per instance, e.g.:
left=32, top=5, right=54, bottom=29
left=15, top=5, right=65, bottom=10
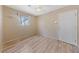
left=40, top=34, right=58, bottom=40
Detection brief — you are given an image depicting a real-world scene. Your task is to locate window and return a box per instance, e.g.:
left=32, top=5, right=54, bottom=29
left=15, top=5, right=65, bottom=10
left=20, top=16, right=30, bottom=26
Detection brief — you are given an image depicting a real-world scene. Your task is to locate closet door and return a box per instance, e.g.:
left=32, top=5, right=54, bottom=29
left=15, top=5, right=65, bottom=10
left=58, top=10, right=77, bottom=45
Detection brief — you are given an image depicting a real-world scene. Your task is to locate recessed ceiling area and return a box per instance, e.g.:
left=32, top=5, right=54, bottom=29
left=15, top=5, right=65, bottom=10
left=6, top=5, right=65, bottom=16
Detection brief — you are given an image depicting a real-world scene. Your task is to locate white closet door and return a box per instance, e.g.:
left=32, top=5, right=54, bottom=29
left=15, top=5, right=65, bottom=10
left=58, top=10, right=77, bottom=45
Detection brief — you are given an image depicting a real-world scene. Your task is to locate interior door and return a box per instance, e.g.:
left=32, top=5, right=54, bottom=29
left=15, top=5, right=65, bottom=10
left=58, top=10, right=77, bottom=45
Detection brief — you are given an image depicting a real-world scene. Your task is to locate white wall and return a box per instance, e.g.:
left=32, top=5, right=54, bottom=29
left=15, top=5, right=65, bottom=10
left=38, top=6, right=78, bottom=46
left=38, top=14, right=59, bottom=39
left=3, top=6, right=38, bottom=44
left=0, top=6, right=2, bottom=52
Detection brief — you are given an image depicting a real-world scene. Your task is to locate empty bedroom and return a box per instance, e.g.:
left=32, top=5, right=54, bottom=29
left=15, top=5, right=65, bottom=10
left=0, top=5, right=79, bottom=53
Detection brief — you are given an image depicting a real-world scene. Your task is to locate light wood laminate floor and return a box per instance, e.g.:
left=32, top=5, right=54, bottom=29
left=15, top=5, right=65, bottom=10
left=3, top=35, right=79, bottom=53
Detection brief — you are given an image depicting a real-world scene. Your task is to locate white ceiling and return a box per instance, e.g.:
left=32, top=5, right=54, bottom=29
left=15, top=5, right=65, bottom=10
left=6, top=5, right=65, bottom=16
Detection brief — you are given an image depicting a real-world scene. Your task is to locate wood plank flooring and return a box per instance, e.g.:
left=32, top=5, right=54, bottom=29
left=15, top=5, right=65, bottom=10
left=3, top=35, right=79, bottom=53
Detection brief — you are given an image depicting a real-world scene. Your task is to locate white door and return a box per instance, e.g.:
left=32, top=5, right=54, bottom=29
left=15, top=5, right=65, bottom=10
left=58, top=10, right=77, bottom=45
